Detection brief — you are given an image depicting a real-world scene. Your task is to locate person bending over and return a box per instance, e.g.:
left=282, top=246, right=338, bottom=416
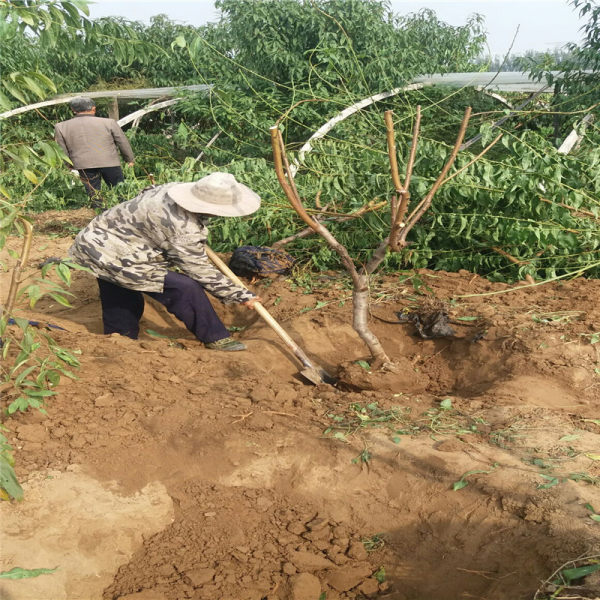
left=68, top=172, right=262, bottom=351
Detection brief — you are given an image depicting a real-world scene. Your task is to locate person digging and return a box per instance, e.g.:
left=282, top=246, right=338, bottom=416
left=68, top=172, right=262, bottom=351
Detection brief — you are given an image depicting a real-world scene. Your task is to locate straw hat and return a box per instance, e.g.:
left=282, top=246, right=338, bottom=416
left=167, top=172, right=261, bottom=217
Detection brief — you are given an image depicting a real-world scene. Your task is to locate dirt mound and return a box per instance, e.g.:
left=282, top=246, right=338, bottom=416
left=2, top=218, right=600, bottom=600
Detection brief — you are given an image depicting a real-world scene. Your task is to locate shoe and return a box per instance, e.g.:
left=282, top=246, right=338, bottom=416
left=205, top=337, right=246, bottom=352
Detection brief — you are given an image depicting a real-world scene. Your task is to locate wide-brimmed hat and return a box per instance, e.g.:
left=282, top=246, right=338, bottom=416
left=167, top=172, right=260, bottom=217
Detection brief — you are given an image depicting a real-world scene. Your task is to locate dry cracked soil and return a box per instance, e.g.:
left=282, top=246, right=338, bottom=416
left=1, top=209, right=600, bottom=600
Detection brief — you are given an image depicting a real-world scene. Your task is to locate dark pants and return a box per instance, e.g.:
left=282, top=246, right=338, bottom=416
left=97, top=271, right=230, bottom=343
left=78, top=166, right=124, bottom=208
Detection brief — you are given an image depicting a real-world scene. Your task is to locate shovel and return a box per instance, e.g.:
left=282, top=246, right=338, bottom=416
left=205, top=247, right=336, bottom=385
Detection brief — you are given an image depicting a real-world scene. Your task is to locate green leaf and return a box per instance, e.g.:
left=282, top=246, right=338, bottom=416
left=537, top=474, right=561, bottom=489
left=453, top=464, right=498, bottom=490
left=590, top=514, right=600, bottom=522
left=24, top=389, right=56, bottom=398
left=22, top=169, right=38, bottom=185
left=559, top=434, right=580, bottom=442
left=456, top=316, right=478, bottom=321
left=355, top=360, right=370, bottom=371
left=560, top=564, right=600, bottom=583
left=440, top=398, right=453, bottom=410
left=145, top=329, right=171, bottom=339
left=0, top=209, right=18, bottom=230
left=0, top=458, right=24, bottom=501
left=47, top=293, right=72, bottom=307
left=14, top=365, right=38, bottom=387
left=0, top=567, right=57, bottom=579
left=56, top=263, right=71, bottom=286
left=172, top=34, right=187, bottom=49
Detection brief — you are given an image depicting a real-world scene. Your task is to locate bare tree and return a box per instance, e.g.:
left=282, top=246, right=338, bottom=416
left=270, top=106, right=500, bottom=368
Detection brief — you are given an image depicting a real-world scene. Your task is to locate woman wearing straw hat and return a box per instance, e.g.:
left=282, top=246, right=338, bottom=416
left=68, top=172, right=262, bottom=351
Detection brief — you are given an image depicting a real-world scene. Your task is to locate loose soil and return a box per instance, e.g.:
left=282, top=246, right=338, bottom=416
left=2, top=209, right=600, bottom=600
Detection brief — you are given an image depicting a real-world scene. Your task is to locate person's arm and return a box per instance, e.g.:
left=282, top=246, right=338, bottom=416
left=168, top=233, right=257, bottom=304
left=110, top=122, right=135, bottom=165
left=54, top=125, right=72, bottom=167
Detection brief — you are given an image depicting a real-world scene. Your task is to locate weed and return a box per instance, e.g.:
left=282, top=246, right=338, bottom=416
left=531, top=310, right=584, bottom=324
left=145, top=329, right=185, bottom=348
left=398, top=272, right=434, bottom=296
left=581, top=332, right=600, bottom=344
left=352, top=446, right=372, bottom=466
left=373, top=566, right=386, bottom=583
left=489, top=420, right=527, bottom=448
left=0, top=567, right=58, bottom=580
left=536, top=471, right=599, bottom=490
left=534, top=554, right=600, bottom=600
left=452, top=463, right=498, bottom=491
left=324, top=402, right=415, bottom=443
left=419, top=399, right=480, bottom=438
left=362, top=533, right=385, bottom=552
left=584, top=503, right=600, bottom=522
left=300, top=300, right=330, bottom=313
left=537, top=474, right=562, bottom=489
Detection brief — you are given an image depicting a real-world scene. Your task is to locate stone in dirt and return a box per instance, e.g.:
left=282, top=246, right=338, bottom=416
left=288, top=550, right=336, bottom=571
left=326, top=564, right=373, bottom=592
left=290, top=572, right=322, bottom=600
left=358, top=578, right=380, bottom=596
left=185, top=567, right=216, bottom=586
left=16, top=423, right=47, bottom=442
left=117, top=591, right=168, bottom=600
left=346, top=540, right=368, bottom=560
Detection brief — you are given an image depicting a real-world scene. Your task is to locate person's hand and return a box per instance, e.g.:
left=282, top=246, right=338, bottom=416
left=243, top=297, right=263, bottom=310
left=127, top=161, right=135, bottom=167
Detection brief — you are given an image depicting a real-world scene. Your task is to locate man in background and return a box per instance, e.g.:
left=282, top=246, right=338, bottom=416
left=54, top=96, right=134, bottom=208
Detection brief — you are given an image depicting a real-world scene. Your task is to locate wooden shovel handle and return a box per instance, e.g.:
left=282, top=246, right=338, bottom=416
left=205, top=246, right=317, bottom=370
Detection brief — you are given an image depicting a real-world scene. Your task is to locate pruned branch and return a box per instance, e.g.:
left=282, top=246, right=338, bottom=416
left=272, top=200, right=386, bottom=248
left=270, top=127, right=320, bottom=233
left=386, top=107, right=421, bottom=251
left=396, top=107, right=472, bottom=249
left=3, top=218, right=33, bottom=317
left=441, top=133, right=503, bottom=186
left=539, top=196, right=598, bottom=220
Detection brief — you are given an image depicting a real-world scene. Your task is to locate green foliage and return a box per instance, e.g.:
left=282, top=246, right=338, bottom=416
left=0, top=0, right=90, bottom=108
left=1, top=0, right=599, bottom=287
left=0, top=424, right=23, bottom=501
left=0, top=0, right=87, bottom=502
left=0, top=566, right=58, bottom=579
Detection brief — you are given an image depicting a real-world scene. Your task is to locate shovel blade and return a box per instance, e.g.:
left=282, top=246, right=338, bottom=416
left=300, top=366, right=337, bottom=386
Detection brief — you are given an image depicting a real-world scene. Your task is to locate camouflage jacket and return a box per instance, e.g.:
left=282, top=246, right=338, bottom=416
left=68, top=184, right=255, bottom=303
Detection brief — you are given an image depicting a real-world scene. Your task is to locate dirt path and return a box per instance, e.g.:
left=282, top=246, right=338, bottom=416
left=2, top=218, right=600, bottom=600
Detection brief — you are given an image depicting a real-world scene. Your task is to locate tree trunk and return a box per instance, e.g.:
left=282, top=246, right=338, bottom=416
left=107, top=97, right=119, bottom=120
left=352, top=272, right=390, bottom=366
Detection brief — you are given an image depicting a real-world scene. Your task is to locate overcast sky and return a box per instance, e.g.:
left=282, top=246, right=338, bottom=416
left=88, top=0, right=586, bottom=57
